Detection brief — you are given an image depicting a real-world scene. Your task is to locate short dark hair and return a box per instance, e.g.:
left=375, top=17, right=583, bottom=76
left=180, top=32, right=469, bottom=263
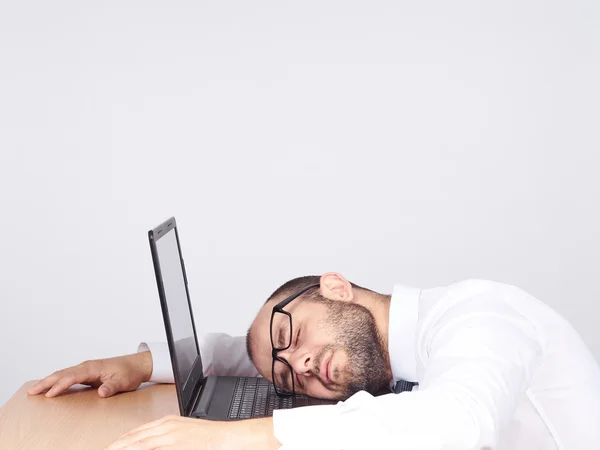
left=245, top=275, right=370, bottom=363
left=264, top=275, right=321, bottom=304
left=265, top=275, right=370, bottom=304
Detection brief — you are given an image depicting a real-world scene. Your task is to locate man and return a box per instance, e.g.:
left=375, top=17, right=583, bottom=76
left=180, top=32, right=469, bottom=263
left=29, top=273, right=600, bottom=449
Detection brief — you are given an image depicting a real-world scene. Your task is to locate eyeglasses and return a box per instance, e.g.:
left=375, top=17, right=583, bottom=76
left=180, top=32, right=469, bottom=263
left=270, top=283, right=320, bottom=397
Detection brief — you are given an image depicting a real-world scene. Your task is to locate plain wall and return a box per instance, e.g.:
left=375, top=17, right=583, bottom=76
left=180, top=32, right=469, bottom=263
left=1, top=1, right=598, bottom=408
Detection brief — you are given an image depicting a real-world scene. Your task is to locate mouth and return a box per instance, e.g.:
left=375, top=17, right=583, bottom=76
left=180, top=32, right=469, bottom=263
left=320, top=353, right=333, bottom=385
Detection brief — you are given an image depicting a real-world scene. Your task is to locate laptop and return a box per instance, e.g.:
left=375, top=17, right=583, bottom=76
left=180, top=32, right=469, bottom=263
left=148, top=217, right=335, bottom=420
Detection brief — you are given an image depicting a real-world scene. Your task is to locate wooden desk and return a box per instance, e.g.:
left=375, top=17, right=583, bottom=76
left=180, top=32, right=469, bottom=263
left=0, top=381, right=179, bottom=449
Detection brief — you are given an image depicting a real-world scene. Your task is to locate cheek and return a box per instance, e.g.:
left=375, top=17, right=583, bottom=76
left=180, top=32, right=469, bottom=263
left=304, top=322, right=336, bottom=348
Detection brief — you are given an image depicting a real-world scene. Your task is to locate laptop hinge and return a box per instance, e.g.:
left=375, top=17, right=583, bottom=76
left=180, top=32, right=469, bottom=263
left=189, top=376, right=218, bottom=418
left=186, top=379, right=203, bottom=415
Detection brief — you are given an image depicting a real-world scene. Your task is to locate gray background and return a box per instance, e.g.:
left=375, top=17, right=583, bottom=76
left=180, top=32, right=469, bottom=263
left=1, top=0, right=598, bottom=407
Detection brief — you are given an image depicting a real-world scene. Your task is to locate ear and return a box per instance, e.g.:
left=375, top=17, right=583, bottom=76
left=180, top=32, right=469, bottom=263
left=319, top=272, right=354, bottom=302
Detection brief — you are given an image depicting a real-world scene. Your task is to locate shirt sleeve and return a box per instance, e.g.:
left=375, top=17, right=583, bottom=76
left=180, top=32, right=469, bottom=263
left=200, top=333, right=260, bottom=377
left=138, top=341, right=174, bottom=383
left=273, top=282, right=544, bottom=450
left=138, top=333, right=259, bottom=383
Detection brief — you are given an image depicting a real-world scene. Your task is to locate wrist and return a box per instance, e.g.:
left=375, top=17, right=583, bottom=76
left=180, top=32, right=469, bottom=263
left=229, top=417, right=280, bottom=450
left=135, top=351, right=153, bottom=382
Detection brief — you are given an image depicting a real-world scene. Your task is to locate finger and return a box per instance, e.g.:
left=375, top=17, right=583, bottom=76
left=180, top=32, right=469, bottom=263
left=98, top=380, right=123, bottom=398
left=45, top=370, right=95, bottom=397
left=28, top=374, right=61, bottom=395
left=29, top=361, right=99, bottom=396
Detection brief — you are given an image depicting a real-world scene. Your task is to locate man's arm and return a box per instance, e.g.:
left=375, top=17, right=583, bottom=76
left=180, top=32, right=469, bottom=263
left=104, top=416, right=280, bottom=450
left=28, top=351, right=153, bottom=397
left=139, top=333, right=259, bottom=384
left=29, top=332, right=256, bottom=397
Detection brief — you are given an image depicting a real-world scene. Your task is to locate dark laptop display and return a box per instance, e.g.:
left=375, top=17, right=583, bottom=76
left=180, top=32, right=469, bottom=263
left=148, top=217, right=334, bottom=420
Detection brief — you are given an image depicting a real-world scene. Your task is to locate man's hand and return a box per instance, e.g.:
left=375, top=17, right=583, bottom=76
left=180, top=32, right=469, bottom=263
left=104, top=415, right=280, bottom=450
left=28, top=351, right=153, bottom=398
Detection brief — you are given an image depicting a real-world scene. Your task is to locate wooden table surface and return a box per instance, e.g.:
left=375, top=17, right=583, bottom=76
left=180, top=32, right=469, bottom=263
left=0, top=381, right=179, bottom=449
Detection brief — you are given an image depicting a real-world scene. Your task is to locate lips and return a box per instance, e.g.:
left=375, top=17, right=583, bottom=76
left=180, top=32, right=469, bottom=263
left=320, top=353, right=332, bottom=384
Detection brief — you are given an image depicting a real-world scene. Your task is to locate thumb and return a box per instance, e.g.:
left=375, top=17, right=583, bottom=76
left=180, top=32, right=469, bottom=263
left=98, top=381, right=120, bottom=398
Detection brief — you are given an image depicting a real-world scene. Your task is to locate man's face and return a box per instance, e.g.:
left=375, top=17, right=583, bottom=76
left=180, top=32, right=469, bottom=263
left=249, top=291, right=391, bottom=400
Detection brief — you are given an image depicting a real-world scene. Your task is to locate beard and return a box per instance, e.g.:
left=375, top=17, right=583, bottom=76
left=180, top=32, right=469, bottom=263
left=311, top=296, right=391, bottom=400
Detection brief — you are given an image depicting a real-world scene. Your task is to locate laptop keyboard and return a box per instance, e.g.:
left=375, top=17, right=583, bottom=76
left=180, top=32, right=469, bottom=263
left=228, top=377, right=298, bottom=419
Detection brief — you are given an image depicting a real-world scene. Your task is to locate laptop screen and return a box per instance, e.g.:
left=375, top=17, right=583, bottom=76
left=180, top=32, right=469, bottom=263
left=154, top=227, right=199, bottom=387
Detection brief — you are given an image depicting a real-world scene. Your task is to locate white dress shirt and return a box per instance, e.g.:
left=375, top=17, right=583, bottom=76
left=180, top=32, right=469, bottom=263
left=140, top=279, right=600, bottom=450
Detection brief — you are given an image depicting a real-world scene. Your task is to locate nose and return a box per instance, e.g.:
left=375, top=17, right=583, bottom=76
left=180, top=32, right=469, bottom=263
left=278, top=348, right=313, bottom=375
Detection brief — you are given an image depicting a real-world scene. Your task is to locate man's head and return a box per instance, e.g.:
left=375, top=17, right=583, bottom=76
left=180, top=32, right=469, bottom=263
left=246, top=273, right=393, bottom=401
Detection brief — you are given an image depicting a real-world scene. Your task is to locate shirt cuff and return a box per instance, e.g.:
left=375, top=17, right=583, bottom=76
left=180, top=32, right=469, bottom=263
left=138, top=342, right=174, bottom=384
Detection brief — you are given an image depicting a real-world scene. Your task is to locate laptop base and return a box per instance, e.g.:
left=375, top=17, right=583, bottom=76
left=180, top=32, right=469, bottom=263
left=190, top=376, right=334, bottom=420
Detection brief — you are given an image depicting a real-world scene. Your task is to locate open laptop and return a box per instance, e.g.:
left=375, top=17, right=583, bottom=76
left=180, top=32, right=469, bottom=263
left=148, top=217, right=335, bottom=420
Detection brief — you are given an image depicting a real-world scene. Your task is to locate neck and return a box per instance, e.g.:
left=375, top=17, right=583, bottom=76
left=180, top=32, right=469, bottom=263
left=356, top=290, right=393, bottom=372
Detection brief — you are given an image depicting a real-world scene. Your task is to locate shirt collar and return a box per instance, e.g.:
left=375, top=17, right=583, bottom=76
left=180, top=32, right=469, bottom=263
left=388, top=284, right=421, bottom=383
